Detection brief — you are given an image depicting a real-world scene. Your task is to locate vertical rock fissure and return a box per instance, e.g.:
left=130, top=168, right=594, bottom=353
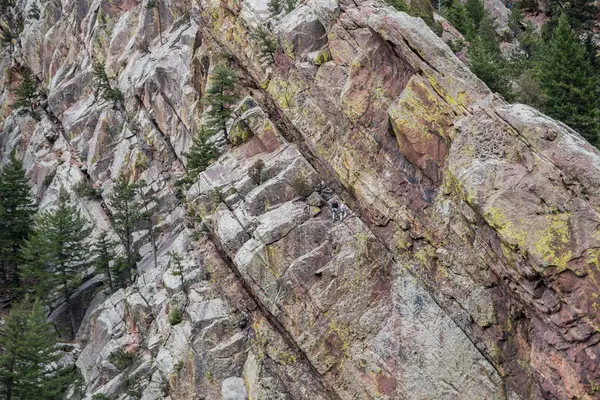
left=134, top=94, right=183, bottom=166
left=205, top=229, right=343, bottom=400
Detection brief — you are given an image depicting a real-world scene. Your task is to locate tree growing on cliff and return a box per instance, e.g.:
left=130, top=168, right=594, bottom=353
left=0, top=299, right=66, bottom=400
left=168, top=251, right=187, bottom=297
left=20, top=189, right=91, bottom=339
left=176, top=128, right=215, bottom=189
left=11, top=67, right=38, bottom=113
left=204, top=66, right=237, bottom=139
left=109, top=174, right=146, bottom=285
left=538, top=14, right=600, bottom=145
left=92, top=61, right=124, bottom=105
left=252, top=26, right=278, bottom=66
left=92, top=231, right=119, bottom=293
left=0, top=150, right=37, bottom=285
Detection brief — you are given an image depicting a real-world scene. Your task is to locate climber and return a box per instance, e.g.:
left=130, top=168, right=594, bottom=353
left=331, top=200, right=339, bottom=222
left=339, top=202, right=348, bottom=221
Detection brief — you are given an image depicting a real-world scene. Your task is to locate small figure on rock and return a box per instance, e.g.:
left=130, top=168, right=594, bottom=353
left=339, top=202, right=347, bottom=221
left=331, top=200, right=339, bottom=222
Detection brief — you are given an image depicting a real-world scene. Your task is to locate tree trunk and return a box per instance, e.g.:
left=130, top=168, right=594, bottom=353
left=64, top=286, right=76, bottom=340
left=106, top=265, right=114, bottom=293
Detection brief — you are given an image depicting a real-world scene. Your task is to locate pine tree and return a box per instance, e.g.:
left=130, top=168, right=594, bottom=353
left=468, top=17, right=514, bottom=101
left=538, top=13, right=600, bottom=145
left=168, top=251, right=187, bottom=297
left=20, top=189, right=91, bottom=339
left=204, top=66, right=237, bottom=138
left=92, top=231, right=118, bottom=293
left=109, top=175, right=145, bottom=285
left=177, top=128, right=215, bottom=189
left=0, top=150, right=36, bottom=285
left=0, top=299, right=64, bottom=400
left=252, top=26, right=278, bottom=66
left=11, top=68, right=38, bottom=113
left=91, top=61, right=123, bottom=104
left=268, top=0, right=282, bottom=15
left=465, top=0, right=485, bottom=30
left=547, top=0, right=597, bottom=30
left=445, top=0, right=475, bottom=38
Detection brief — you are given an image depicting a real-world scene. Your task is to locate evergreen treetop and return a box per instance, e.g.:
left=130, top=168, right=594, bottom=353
left=538, top=13, right=600, bottom=145
left=0, top=150, right=36, bottom=284
left=204, top=66, right=237, bottom=137
left=11, top=68, right=38, bottom=113
left=0, top=299, right=64, bottom=400
left=20, top=188, right=91, bottom=338
left=91, top=231, right=119, bottom=293
left=109, top=175, right=146, bottom=285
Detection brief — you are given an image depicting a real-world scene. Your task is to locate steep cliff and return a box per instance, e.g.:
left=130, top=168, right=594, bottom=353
left=1, top=0, right=600, bottom=398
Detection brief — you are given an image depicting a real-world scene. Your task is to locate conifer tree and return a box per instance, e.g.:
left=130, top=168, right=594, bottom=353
left=168, top=251, right=187, bottom=297
left=538, top=14, right=600, bottom=145
left=468, top=17, right=514, bottom=101
left=252, top=26, right=278, bottom=66
left=0, top=150, right=36, bottom=284
left=92, top=231, right=118, bottom=293
left=177, top=128, right=215, bottom=189
left=20, top=189, right=91, bottom=339
left=92, top=61, right=124, bottom=104
left=109, top=175, right=145, bottom=285
left=445, top=0, right=475, bottom=38
left=11, top=68, right=38, bottom=113
left=465, top=0, right=485, bottom=31
left=204, top=66, right=237, bottom=138
left=0, top=299, right=65, bottom=400
left=268, top=0, right=281, bottom=15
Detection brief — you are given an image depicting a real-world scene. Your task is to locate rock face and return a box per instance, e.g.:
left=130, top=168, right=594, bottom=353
left=1, top=0, right=600, bottom=399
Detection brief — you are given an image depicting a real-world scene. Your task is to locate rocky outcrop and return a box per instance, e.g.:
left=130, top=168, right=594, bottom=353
left=1, top=0, right=600, bottom=399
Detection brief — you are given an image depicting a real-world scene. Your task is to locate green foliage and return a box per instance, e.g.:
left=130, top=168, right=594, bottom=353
left=268, top=0, right=281, bottom=15
left=177, top=128, right=215, bottom=189
left=468, top=17, right=514, bottom=101
left=291, top=175, right=312, bottom=197
left=92, top=61, right=124, bottom=104
left=11, top=67, right=38, bottom=113
left=386, top=0, right=440, bottom=35
left=92, top=231, right=119, bottom=293
left=248, top=159, right=265, bottom=185
left=537, top=14, right=600, bottom=145
left=465, top=0, right=485, bottom=30
left=0, top=150, right=36, bottom=285
left=0, top=299, right=66, bottom=400
left=204, top=66, right=237, bottom=137
left=386, top=0, right=408, bottom=12
left=444, top=1, right=474, bottom=38
left=168, top=251, right=187, bottom=295
left=92, top=394, right=113, bottom=400
left=72, top=179, right=102, bottom=200
left=108, top=348, right=135, bottom=370
left=252, top=26, right=278, bottom=66
left=547, top=0, right=598, bottom=30
left=20, top=188, right=91, bottom=338
left=168, top=303, right=182, bottom=326
left=283, top=0, right=297, bottom=13
left=27, top=3, right=40, bottom=20
left=109, top=175, right=146, bottom=286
